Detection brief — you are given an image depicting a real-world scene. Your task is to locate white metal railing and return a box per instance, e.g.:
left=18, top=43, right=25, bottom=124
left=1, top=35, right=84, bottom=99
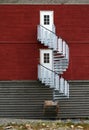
left=38, top=64, right=55, bottom=88
left=37, top=24, right=69, bottom=99
left=38, top=25, right=69, bottom=59
left=58, top=39, right=69, bottom=61
left=37, top=25, right=58, bottom=51
left=53, top=38, right=69, bottom=74
left=38, top=64, right=60, bottom=89
left=37, top=25, right=69, bottom=66
left=53, top=77, right=69, bottom=99
left=38, top=64, right=69, bottom=98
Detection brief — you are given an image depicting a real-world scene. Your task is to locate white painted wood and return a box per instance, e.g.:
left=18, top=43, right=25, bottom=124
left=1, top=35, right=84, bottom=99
left=40, top=49, right=53, bottom=70
left=66, top=44, right=69, bottom=62
left=60, top=77, right=65, bottom=93
left=58, top=38, right=63, bottom=54
left=55, top=74, right=59, bottom=90
left=40, top=11, right=54, bottom=31
left=63, top=40, right=66, bottom=56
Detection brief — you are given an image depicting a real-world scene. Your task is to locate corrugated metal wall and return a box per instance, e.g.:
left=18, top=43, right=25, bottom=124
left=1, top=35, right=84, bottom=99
left=0, top=80, right=89, bottom=119
left=58, top=80, right=89, bottom=119
left=0, top=81, right=53, bottom=119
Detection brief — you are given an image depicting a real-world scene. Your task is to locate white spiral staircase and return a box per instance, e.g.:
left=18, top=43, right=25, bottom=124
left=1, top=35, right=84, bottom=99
left=37, top=24, right=69, bottom=100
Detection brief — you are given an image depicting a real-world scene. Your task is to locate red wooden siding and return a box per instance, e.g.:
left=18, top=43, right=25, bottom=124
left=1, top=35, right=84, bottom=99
left=0, top=5, right=89, bottom=80
left=64, top=43, right=89, bottom=80
left=0, top=43, right=39, bottom=80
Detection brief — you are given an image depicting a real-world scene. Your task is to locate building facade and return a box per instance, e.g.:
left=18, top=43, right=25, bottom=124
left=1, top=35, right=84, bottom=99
left=0, top=4, right=89, bottom=119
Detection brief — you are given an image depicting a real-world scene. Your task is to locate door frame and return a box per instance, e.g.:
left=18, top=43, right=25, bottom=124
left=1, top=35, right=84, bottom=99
left=40, top=49, right=53, bottom=70
left=40, top=11, right=54, bottom=31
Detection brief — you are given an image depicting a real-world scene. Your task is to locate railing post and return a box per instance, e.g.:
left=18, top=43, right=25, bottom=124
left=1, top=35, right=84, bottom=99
left=60, top=77, right=65, bottom=93
left=58, top=38, right=63, bottom=54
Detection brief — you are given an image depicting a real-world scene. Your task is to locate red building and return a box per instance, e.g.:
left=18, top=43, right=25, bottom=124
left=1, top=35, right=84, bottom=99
left=0, top=4, right=89, bottom=119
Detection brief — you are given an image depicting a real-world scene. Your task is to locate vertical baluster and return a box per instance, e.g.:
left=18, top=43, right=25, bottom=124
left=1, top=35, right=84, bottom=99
left=67, top=82, right=69, bottom=98
left=56, top=36, right=58, bottom=50
left=48, top=70, right=51, bottom=86
left=64, top=80, right=68, bottom=96
left=45, top=69, right=48, bottom=85
left=49, top=71, right=52, bottom=86
left=47, top=31, right=50, bottom=47
left=40, top=65, right=42, bottom=81
left=66, top=44, right=69, bottom=63
left=60, top=77, right=65, bottom=93
left=42, top=66, right=46, bottom=82
left=42, top=66, right=45, bottom=83
left=52, top=34, right=55, bottom=50
left=43, top=67, right=47, bottom=84
left=46, top=70, right=50, bottom=86
left=49, top=32, right=52, bottom=48
left=40, top=26, right=43, bottom=43
left=43, top=28, right=46, bottom=44
left=65, top=44, right=69, bottom=69
left=50, top=33, right=54, bottom=49
left=44, top=30, right=47, bottom=46
left=65, top=44, right=68, bottom=60
left=63, top=41, right=66, bottom=57
left=41, top=27, right=45, bottom=44
left=64, top=81, right=69, bottom=97
left=53, top=35, right=58, bottom=51
left=55, top=73, right=59, bottom=90
left=58, top=38, right=63, bottom=54
left=47, top=70, right=50, bottom=86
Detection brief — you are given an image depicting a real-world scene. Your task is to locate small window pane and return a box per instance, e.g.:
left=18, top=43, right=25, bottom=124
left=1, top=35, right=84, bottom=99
left=44, top=15, right=46, bottom=18
left=44, top=53, right=50, bottom=63
left=44, top=15, right=50, bottom=25
left=47, top=15, right=49, bottom=19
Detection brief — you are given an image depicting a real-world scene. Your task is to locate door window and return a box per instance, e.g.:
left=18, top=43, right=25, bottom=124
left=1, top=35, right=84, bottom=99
left=44, top=15, right=50, bottom=25
left=44, top=53, right=50, bottom=63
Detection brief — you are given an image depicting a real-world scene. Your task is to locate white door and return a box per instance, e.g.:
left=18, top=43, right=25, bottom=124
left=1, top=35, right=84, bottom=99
left=40, top=11, right=54, bottom=31
left=40, top=49, right=53, bottom=70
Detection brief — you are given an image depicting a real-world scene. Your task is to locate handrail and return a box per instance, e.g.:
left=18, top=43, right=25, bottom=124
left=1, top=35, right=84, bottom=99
left=38, top=24, right=56, bottom=35
left=39, top=63, right=59, bottom=75
left=38, top=24, right=64, bottom=43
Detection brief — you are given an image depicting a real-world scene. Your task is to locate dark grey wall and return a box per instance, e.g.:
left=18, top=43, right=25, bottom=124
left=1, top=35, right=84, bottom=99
left=0, top=80, right=89, bottom=119
left=59, top=80, right=89, bottom=119
left=0, top=81, right=53, bottom=119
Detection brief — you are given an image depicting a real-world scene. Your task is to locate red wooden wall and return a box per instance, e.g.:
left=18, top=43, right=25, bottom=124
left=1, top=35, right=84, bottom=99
left=0, top=5, right=89, bottom=80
